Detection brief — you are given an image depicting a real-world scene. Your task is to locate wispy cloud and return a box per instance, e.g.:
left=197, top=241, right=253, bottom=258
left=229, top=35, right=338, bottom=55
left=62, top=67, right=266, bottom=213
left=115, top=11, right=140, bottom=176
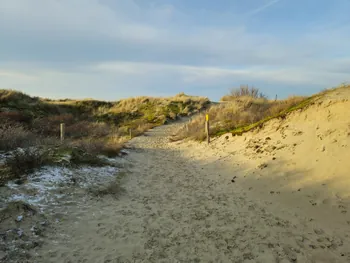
left=0, top=70, right=36, bottom=80
left=246, top=0, right=282, bottom=16
left=0, top=0, right=349, bottom=100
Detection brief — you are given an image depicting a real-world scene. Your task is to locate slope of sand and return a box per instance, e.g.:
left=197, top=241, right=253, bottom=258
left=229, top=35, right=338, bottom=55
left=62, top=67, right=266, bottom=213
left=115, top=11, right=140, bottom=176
left=31, top=88, right=350, bottom=262
left=178, top=87, right=350, bottom=231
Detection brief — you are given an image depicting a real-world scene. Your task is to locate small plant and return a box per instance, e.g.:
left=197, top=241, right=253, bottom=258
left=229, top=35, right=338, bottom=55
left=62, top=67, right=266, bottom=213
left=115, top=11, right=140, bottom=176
left=0, top=122, right=38, bottom=151
left=87, top=179, right=125, bottom=197
left=70, top=147, right=107, bottom=166
left=4, top=148, right=53, bottom=178
left=221, top=85, right=267, bottom=101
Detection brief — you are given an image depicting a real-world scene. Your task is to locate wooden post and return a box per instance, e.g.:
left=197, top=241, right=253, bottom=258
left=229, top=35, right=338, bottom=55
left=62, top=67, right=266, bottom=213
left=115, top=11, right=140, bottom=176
left=129, top=128, right=132, bottom=139
left=205, top=114, right=210, bottom=144
left=275, top=94, right=277, bottom=101
left=60, top=123, right=65, bottom=141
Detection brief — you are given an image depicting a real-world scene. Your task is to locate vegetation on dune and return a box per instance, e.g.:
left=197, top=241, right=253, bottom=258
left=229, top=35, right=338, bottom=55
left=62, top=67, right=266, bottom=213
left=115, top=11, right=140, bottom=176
left=173, top=85, right=322, bottom=141
left=3, top=84, right=344, bottom=183
left=221, top=85, right=268, bottom=101
left=0, top=89, right=210, bottom=184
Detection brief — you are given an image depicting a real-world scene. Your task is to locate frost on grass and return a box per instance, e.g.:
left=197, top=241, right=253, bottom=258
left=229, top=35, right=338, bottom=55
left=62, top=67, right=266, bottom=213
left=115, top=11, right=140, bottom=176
left=4, top=165, right=120, bottom=210
left=0, top=163, right=123, bottom=262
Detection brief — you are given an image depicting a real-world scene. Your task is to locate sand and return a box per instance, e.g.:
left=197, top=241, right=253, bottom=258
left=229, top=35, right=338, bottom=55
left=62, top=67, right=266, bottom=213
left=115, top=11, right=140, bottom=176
left=26, top=87, right=350, bottom=262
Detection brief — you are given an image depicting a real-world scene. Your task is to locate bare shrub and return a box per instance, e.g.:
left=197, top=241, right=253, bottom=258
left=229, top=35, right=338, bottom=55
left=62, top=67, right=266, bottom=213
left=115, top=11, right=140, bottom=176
left=65, top=121, right=92, bottom=138
left=70, top=137, right=124, bottom=158
left=0, top=111, right=32, bottom=124
left=4, top=148, right=53, bottom=178
left=221, top=85, right=267, bottom=101
left=32, top=114, right=75, bottom=136
left=90, top=123, right=112, bottom=138
left=0, top=123, right=37, bottom=151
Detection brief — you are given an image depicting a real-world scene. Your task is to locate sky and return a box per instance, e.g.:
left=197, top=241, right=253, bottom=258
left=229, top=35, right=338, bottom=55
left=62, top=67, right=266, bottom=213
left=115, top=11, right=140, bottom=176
left=0, top=0, right=350, bottom=101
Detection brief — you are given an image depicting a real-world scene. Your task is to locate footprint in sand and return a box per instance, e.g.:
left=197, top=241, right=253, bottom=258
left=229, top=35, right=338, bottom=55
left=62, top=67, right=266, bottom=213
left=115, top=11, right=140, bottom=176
left=309, top=200, right=317, bottom=206
left=338, top=204, right=348, bottom=214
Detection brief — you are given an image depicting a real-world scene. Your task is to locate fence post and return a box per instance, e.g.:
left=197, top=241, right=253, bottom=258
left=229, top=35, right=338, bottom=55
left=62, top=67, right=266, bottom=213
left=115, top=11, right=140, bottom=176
left=60, top=123, right=65, bottom=141
left=205, top=114, right=210, bottom=144
left=129, top=128, right=132, bottom=139
left=275, top=94, right=277, bottom=101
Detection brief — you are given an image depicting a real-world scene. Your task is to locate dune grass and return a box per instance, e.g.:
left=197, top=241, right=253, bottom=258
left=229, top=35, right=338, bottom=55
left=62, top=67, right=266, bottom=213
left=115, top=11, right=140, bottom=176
left=0, top=89, right=209, bottom=184
left=173, top=86, right=321, bottom=141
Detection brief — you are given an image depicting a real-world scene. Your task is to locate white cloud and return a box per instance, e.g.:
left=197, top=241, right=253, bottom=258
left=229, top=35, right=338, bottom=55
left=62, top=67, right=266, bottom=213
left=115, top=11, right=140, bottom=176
left=88, top=60, right=350, bottom=87
left=0, top=0, right=349, bottom=100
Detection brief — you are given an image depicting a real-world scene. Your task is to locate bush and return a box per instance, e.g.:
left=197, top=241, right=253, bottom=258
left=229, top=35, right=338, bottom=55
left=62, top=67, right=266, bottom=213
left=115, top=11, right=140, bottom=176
left=32, top=114, right=75, bottom=136
left=4, top=148, right=53, bottom=178
left=0, top=111, right=32, bottom=124
left=70, top=137, right=124, bottom=159
left=0, top=122, right=38, bottom=151
left=70, top=148, right=107, bottom=166
left=65, top=121, right=91, bottom=138
left=221, top=85, right=267, bottom=101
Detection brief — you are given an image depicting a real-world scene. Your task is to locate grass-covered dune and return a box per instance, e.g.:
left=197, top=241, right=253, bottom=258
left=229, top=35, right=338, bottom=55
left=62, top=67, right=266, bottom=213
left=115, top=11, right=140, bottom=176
left=0, top=90, right=210, bottom=184
left=173, top=84, right=348, bottom=141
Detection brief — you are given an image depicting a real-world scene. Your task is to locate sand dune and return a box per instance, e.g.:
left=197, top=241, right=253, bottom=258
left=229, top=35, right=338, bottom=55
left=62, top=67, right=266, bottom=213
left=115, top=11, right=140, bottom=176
left=29, top=88, right=350, bottom=262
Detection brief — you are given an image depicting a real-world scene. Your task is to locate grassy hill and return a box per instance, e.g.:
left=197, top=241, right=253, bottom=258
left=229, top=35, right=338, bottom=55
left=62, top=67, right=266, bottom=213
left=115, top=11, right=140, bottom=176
left=0, top=89, right=210, bottom=184
left=173, top=84, right=349, bottom=141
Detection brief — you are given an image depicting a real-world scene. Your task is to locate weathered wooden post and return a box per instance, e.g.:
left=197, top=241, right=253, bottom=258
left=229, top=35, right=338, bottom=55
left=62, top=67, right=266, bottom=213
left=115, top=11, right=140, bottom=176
left=205, top=114, right=210, bottom=144
left=275, top=94, right=277, bottom=101
left=129, top=128, right=132, bottom=139
left=60, top=123, right=65, bottom=141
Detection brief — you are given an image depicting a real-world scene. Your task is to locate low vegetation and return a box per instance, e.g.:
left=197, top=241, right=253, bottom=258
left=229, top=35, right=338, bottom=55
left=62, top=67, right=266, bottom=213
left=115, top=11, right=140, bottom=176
left=0, top=89, right=209, bottom=184
left=221, top=85, right=268, bottom=101
left=173, top=85, right=313, bottom=141
left=87, top=179, right=125, bottom=198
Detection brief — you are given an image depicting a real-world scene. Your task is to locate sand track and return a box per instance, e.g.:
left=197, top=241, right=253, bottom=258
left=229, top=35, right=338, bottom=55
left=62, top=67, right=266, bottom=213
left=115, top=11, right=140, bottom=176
left=34, top=120, right=350, bottom=263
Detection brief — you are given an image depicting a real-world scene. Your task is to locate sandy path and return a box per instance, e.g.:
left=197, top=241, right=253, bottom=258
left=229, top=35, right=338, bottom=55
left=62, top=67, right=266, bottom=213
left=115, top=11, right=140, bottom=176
left=35, top=121, right=349, bottom=263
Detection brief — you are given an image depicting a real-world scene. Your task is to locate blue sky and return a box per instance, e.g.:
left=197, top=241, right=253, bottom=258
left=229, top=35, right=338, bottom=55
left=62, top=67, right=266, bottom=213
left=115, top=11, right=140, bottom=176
left=0, top=0, right=350, bottom=101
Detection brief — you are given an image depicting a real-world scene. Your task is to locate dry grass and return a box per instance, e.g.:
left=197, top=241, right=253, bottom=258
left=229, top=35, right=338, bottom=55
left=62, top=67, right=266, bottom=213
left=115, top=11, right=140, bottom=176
left=70, top=136, right=125, bottom=158
left=0, top=122, right=38, bottom=151
left=0, top=89, right=209, bottom=184
left=0, top=89, right=35, bottom=103
left=174, top=91, right=307, bottom=141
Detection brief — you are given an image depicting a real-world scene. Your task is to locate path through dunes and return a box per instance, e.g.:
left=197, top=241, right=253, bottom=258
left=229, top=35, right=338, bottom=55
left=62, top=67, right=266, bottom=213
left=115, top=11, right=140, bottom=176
left=35, top=120, right=350, bottom=263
